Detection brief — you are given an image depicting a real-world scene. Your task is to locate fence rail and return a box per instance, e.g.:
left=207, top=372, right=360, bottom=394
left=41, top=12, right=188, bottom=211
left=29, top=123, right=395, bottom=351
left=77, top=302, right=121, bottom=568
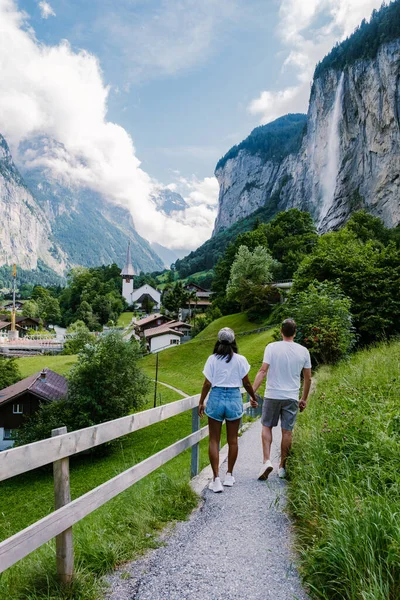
left=0, top=393, right=251, bottom=582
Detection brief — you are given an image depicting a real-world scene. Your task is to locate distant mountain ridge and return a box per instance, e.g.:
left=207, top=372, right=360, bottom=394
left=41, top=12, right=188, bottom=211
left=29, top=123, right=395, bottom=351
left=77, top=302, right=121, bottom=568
left=0, top=133, right=164, bottom=277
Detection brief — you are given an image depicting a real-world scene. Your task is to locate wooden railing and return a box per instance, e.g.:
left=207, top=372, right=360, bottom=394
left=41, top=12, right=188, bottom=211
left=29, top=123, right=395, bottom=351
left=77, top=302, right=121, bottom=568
left=0, top=394, right=209, bottom=582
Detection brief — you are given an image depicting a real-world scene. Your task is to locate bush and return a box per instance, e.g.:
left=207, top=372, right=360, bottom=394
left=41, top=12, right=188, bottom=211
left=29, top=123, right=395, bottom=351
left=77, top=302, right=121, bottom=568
left=63, top=321, right=96, bottom=355
left=0, top=357, right=20, bottom=389
left=287, top=281, right=355, bottom=364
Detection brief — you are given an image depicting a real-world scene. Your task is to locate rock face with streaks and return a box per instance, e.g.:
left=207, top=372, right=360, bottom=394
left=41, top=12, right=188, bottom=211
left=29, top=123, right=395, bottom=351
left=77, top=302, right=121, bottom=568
left=214, top=39, right=400, bottom=235
left=0, top=134, right=67, bottom=273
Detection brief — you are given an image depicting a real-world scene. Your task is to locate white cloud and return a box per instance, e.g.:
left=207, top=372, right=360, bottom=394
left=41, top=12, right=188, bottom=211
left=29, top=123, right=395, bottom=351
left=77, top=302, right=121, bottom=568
left=38, top=0, right=55, bottom=19
left=0, top=0, right=218, bottom=251
left=249, top=0, right=383, bottom=123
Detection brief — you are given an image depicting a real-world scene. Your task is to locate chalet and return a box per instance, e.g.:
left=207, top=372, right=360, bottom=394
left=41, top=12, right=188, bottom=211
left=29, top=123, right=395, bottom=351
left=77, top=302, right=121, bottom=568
left=3, top=301, right=24, bottom=311
left=0, top=321, right=23, bottom=337
left=184, top=283, right=212, bottom=309
left=167, top=320, right=192, bottom=336
left=134, top=313, right=173, bottom=337
left=144, top=324, right=184, bottom=353
left=0, top=369, right=67, bottom=450
left=0, top=315, right=42, bottom=333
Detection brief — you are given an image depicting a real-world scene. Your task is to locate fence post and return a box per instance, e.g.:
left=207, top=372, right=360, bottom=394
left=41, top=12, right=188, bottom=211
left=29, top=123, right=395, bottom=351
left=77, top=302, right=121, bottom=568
left=191, top=407, right=200, bottom=478
left=52, top=426, right=74, bottom=584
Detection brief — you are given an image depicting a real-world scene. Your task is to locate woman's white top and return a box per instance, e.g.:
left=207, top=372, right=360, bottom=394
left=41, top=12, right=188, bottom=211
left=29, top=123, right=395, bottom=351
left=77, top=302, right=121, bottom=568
left=203, top=353, right=251, bottom=388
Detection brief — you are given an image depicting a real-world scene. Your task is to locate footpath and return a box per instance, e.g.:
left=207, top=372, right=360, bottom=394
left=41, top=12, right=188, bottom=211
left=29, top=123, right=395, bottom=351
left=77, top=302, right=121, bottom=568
left=107, top=420, right=309, bottom=600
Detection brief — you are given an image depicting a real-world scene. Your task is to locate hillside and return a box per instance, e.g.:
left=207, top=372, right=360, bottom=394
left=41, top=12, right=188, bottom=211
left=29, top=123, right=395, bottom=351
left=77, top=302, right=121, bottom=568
left=140, top=313, right=276, bottom=395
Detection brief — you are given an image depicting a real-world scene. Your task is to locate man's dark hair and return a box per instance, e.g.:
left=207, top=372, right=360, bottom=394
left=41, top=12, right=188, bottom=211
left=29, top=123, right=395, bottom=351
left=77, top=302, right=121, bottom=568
left=213, top=339, right=238, bottom=363
left=281, top=318, right=297, bottom=337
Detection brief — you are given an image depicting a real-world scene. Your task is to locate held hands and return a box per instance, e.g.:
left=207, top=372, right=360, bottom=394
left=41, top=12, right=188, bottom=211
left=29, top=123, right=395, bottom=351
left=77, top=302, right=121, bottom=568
left=250, top=397, right=258, bottom=408
left=299, top=399, right=307, bottom=412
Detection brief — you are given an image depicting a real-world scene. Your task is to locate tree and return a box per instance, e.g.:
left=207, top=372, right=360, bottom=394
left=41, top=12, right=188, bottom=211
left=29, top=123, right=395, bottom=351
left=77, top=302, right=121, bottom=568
left=287, top=281, right=355, bottom=364
left=0, top=358, right=20, bottom=389
left=18, top=332, right=150, bottom=443
left=292, top=228, right=400, bottom=344
left=37, top=295, right=62, bottom=325
left=22, top=300, right=39, bottom=319
left=63, top=321, right=96, bottom=355
left=142, top=296, right=155, bottom=314
left=226, top=245, right=276, bottom=311
left=161, top=282, right=189, bottom=318
left=67, top=332, right=149, bottom=429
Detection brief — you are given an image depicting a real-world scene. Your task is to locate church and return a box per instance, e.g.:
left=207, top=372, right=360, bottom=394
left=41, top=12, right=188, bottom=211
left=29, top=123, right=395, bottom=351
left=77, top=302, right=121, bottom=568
left=121, top=243, right=161, bottom=310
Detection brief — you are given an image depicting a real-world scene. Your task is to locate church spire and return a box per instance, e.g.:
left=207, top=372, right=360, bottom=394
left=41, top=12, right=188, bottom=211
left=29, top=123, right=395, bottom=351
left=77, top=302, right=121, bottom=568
left=121, top=241, right=135, bottom=278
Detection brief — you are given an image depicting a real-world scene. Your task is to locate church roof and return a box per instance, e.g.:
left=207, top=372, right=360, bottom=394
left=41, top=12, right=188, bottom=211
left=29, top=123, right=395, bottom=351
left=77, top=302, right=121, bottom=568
left=121, top=242, right=135, bottom=277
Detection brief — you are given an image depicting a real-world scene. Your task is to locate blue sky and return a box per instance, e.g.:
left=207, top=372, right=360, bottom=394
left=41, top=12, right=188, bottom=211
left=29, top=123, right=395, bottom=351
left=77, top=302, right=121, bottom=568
left=0, top=0, right=384, bottom=250
left=19, top=0, right=283, bottom=182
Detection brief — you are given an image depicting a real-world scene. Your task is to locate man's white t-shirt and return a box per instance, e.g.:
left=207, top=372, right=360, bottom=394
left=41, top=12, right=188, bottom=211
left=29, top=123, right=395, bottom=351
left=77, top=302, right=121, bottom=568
left=203, top=353, right=250, bottom=388
left=263, top=341, right=311, bottom=401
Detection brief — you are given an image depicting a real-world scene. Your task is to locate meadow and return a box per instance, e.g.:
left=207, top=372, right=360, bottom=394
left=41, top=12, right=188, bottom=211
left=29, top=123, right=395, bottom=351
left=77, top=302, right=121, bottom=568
left=1, top=313, right=273, bottom=600
left=289, top=341, right=400, bottom=600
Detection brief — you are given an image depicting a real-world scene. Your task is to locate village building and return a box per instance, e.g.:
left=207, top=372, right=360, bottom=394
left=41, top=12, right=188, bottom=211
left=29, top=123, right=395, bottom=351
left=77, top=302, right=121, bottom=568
left=144, top=324, right=184, bottom=353
left=0, top=316, right=42, bottom=337
left=0, top=368, right=68, bottom=450
left=2, top=301, right=24, bottom=311
left=134, top=313, right=173, bottom=337
left=120, top=243, right=161, bottom=310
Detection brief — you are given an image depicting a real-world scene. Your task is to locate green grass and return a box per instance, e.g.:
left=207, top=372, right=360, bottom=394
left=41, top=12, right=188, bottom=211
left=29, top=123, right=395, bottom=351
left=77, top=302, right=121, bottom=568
left=116, top=312, right=134, bottom=328
left=17, top=354, right=78, bottom=378
left=141, top=312, right=276, bottom=395
left=1, top=313, right=271, bottom=599
left=288, top=341, right=400, bottom=600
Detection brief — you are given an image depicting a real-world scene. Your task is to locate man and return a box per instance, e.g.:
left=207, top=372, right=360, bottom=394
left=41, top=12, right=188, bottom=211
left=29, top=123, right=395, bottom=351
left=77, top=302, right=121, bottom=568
left=252, top=318, right=312, bottom=480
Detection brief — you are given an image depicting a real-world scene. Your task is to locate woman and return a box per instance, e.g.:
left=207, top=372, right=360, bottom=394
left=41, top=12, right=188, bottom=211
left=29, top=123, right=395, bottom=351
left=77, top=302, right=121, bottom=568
left=198, top=327, right=258, bottom=493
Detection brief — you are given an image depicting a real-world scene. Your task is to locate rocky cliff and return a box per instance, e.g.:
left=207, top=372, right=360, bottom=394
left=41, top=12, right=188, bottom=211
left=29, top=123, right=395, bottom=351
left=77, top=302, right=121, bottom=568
left=0, top=134, right=164, bottom=275
left=214, top=37, right=400, bottom=235
left=0, top=134, right=67, bottom=274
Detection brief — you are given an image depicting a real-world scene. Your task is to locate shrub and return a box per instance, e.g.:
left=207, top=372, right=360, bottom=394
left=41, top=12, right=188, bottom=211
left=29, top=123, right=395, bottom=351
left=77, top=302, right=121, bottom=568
left=287, top=280, right=355, bottom=364
left=0, top=357, right=20, bottom=389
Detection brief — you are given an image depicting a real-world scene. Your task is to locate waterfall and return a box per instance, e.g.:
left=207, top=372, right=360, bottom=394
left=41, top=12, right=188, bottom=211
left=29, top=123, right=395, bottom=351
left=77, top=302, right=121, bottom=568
left=320, top=73, right=345, bottom=225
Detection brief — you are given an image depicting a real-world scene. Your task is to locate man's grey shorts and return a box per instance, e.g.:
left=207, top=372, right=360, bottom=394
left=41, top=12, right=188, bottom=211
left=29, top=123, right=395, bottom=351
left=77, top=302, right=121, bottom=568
left=261, top=398, right=298, bottom=431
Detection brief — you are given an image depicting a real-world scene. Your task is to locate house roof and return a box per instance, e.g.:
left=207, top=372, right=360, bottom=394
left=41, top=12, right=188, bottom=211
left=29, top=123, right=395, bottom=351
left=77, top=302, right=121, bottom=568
left=0, top=368, right=68, bottom=407
left=168, top=320, right=192, bottom=329
left=0, top=315, right=41, bottom=325
left=135, top=313, right=172, bottom=327
left=184, top=283, right=208, bottom=292
left=0, top=320, right=22, bottom=331
left=144, top=324, right=185, bottom=339
left=121, top=242, right=135, bottom=277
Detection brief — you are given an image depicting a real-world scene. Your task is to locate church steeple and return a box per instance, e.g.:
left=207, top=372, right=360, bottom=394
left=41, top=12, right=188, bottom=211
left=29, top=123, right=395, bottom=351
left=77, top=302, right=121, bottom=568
left=121, top=242, right=135, bottom=304
left=121, top=242, right=135, bottom=279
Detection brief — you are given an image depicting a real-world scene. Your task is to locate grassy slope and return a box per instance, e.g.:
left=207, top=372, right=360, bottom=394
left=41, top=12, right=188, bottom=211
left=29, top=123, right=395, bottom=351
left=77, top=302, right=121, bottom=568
left=1, top=313, right=274, bottom=600
left=116, top=311, right=134, bottom=328
left=289, top=341, right=400, bottom=600
left=17, top=354, right=78, bottom=378
left=141, top=313, right=276, bottom=395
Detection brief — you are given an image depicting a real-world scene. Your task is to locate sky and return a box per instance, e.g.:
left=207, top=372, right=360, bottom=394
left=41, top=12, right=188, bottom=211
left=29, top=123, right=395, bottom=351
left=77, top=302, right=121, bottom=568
left=0, top=0, right=384, bottom=251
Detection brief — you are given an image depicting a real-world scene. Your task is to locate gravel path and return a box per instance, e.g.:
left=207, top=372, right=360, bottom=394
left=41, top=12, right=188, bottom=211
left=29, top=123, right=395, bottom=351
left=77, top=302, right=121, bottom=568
left=107, top=420, right=309, bottom=600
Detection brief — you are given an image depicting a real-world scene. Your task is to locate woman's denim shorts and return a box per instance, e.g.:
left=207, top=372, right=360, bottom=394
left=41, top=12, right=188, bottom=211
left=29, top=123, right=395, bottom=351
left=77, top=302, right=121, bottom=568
left=205, top=387, right=244, bottom=422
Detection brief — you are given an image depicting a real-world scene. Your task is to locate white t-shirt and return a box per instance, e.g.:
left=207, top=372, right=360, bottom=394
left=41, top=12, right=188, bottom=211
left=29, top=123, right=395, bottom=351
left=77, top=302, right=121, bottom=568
left=263, top=341, right=311, bottom=401
left=203, top=353, right=250, bottom=388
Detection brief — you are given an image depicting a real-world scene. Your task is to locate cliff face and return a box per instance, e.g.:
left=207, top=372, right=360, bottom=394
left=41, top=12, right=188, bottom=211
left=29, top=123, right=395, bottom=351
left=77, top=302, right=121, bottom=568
left=0, top=134, right=164, bottom=275
left=0, top=135, right=67, bottom=274
left=214, top=39, right=400, bottom=235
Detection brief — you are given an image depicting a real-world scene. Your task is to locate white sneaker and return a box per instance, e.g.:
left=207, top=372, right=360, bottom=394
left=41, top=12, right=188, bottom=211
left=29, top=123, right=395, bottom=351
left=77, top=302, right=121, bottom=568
left=258, top=460, right=273, bottom=481
left=278, top=467, right=286, bottom=479
left=208, top=477, right=224, bottom=493
left=223, top=473, right=235, bottom=487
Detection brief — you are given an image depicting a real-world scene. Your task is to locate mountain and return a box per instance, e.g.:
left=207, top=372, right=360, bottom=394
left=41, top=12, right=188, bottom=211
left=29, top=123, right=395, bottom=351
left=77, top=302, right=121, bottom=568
left=0, top=134, right=67, bottom=274
left=0, top=134, right=164, bottom=276
left=213, top=1, right=400, bottom=236
left=151, top=189, right=188, bottom=216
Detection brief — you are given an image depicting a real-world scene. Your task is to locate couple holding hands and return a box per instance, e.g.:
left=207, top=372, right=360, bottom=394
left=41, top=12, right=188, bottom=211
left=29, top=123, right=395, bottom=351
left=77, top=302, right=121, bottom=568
left=198, top=319, right=312, bottom=493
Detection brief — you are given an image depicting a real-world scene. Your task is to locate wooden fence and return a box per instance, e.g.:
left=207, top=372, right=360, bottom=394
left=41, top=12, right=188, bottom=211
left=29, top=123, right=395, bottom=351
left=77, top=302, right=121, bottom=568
left=0, top=394, right=209, bottom=581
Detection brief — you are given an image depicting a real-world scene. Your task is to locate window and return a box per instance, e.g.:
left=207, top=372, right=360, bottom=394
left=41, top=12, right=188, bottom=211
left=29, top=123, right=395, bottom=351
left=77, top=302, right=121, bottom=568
left=170, top=339, right=179, bottom=345
left=4, top=429, right=14, bottom=440
left=13, top=403, right=23, bottom=414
